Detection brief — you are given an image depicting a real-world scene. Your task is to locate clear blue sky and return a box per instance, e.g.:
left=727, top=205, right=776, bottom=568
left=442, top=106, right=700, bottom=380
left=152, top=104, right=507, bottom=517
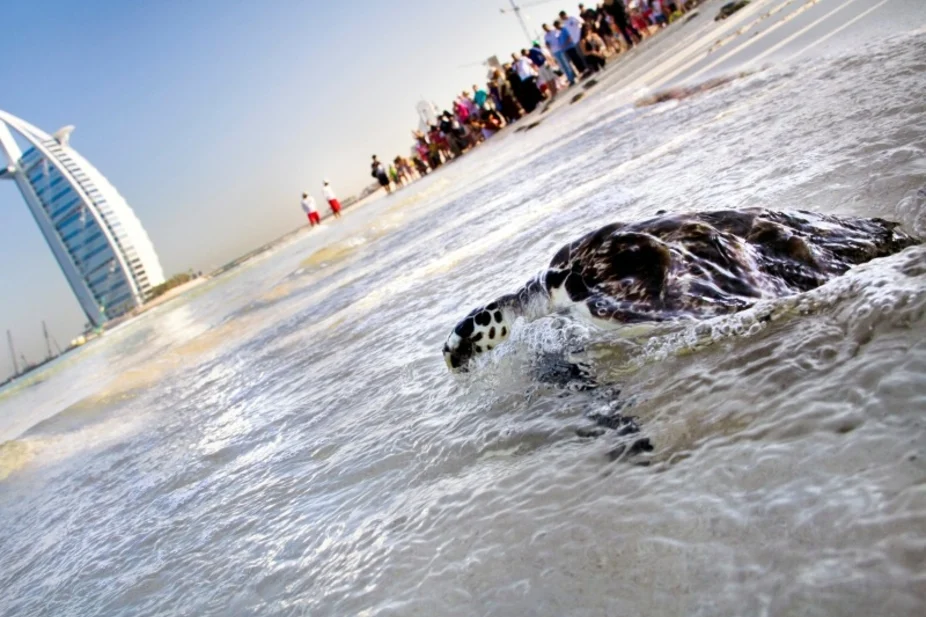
left=0, top=0, right=568, bottom=375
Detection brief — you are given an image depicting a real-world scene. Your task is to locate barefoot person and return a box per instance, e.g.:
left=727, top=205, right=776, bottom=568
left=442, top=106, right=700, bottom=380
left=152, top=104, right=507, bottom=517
left=323, top=180, right=342, bottom=218
left=301, top=192, right=320, bottom=227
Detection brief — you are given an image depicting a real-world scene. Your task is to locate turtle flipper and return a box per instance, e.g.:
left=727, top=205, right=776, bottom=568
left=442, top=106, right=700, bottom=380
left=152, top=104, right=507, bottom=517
left=576, top=412, right=654, bottom=461
left=607, top=435, right=655, bottom=462
left=530, top=350, right=599, bottom=391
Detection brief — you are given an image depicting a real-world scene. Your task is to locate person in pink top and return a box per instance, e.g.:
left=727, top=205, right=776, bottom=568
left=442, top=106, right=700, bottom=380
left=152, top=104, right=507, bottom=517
left=460, top=91, right=479, bottom=118
left=453, top=98, right=470, bottom=124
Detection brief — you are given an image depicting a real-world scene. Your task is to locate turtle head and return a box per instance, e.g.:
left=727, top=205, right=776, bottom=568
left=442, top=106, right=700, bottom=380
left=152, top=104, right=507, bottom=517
left=443, top=302, right=513, bottom=372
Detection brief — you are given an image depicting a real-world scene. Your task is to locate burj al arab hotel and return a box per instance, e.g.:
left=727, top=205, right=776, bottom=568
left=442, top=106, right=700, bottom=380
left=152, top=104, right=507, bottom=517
left=0, top=110, right=165, bottom=327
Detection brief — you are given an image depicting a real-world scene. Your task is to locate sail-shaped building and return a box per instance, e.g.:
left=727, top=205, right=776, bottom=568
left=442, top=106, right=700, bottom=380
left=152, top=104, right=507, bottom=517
left=0, top=109, right=164, bottom=327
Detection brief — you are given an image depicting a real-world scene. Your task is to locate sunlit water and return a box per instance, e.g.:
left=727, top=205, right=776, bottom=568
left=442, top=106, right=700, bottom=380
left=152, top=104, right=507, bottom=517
left=3, top=19, right=926, bottom=617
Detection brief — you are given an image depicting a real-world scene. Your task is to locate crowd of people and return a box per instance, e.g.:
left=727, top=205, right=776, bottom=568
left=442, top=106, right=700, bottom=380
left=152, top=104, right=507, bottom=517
left=361, top=1, right=698, bottom=198
left=304, top=2, right=698, bottom=224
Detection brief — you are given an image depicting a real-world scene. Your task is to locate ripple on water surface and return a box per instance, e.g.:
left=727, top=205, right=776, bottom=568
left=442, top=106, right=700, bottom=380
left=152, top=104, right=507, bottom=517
left=2, top=25, right=926, bottom=617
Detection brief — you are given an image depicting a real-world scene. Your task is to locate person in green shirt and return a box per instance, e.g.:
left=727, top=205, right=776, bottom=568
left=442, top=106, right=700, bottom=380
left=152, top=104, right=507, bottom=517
left=472, top=84, right=489, bottom=109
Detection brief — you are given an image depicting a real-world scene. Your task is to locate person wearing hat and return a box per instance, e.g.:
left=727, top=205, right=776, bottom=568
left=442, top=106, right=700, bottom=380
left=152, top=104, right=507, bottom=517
left=323, top=179, right=342, bottom=218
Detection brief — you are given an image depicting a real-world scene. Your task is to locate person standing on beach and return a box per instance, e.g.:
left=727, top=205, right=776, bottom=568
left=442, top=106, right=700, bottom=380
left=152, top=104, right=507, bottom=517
left=529, top=42, right=559, bottom=99
left=491, top=68, right=523, bottom=122
left=459, top=91, right=479, bottom=119
left=503, top=62, right=530, bottom=119
left=513, top=51, right=543, bottom=113
left=301, top=192, right=320, bottom=226
left=322, top=180, right=342, bottom=218
left=472, top=84, right=489, bottom=110
left=413, top=156, right=429, bottom=176
left=588, top=5, right=619, bottom=54
left=603, top=0, right=643, bottom=48
left=372, top=155, right=392, bottom=193
left=543, top=23, right=576, bottom=86
left=439, top=111, right=467, bottom=157
left=558, top=11, right=588, bottom=76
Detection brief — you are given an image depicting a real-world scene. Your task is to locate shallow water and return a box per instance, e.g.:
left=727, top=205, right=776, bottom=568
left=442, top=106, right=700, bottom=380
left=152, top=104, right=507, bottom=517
left=3, top=15, right=926, bottom=617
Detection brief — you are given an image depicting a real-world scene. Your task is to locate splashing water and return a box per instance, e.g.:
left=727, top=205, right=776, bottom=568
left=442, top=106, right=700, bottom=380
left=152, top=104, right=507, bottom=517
left=2, top=16, right=926, bottom=617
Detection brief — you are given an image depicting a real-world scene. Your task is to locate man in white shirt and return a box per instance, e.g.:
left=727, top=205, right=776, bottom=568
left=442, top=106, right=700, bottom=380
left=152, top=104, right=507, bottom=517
left=514, top=52, right=537, bottom=81
left=513, top=50, right=543, bottom=112
left=301, top=192, right=320, bottom=227
left=558, top=11, right=588, bottom=76
left=322, top=180, right=342, bottom=218
left=560, top=10, right=583, bottom=46
left=543, top=22, right=576, bottom=86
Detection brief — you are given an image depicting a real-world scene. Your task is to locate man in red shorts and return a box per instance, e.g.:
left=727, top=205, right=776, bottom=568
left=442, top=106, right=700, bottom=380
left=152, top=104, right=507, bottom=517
left=322, top=180, right=342, bottom=218
left=301, top=192, right=320, bottom=226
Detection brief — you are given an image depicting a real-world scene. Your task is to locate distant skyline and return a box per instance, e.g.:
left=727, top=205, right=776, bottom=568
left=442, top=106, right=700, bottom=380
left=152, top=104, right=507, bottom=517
left=0, top=0, right=566, bottom=375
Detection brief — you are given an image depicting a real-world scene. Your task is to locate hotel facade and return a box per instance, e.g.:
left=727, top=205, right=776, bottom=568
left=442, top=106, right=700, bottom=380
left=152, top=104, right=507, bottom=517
left=0, top=109, right=164, bottom=327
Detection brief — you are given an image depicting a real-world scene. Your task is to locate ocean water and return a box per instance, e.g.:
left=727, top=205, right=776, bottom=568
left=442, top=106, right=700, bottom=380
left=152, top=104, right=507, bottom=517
left=2, top=10, right=926, bottom=617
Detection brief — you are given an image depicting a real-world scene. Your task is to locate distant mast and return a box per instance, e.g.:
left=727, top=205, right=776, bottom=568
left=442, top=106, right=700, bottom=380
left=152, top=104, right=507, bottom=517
left=7, top=330, right=18, bottom=376
left=43, top=321, right=52, bottom=361
left=505, top=0, right=535, bottom=46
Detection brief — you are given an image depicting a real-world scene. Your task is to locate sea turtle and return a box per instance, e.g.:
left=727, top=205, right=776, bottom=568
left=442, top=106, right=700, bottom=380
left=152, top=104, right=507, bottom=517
left=444, top=209, right=917, bottom=372
left=443, top=208, right=919, bottom=455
